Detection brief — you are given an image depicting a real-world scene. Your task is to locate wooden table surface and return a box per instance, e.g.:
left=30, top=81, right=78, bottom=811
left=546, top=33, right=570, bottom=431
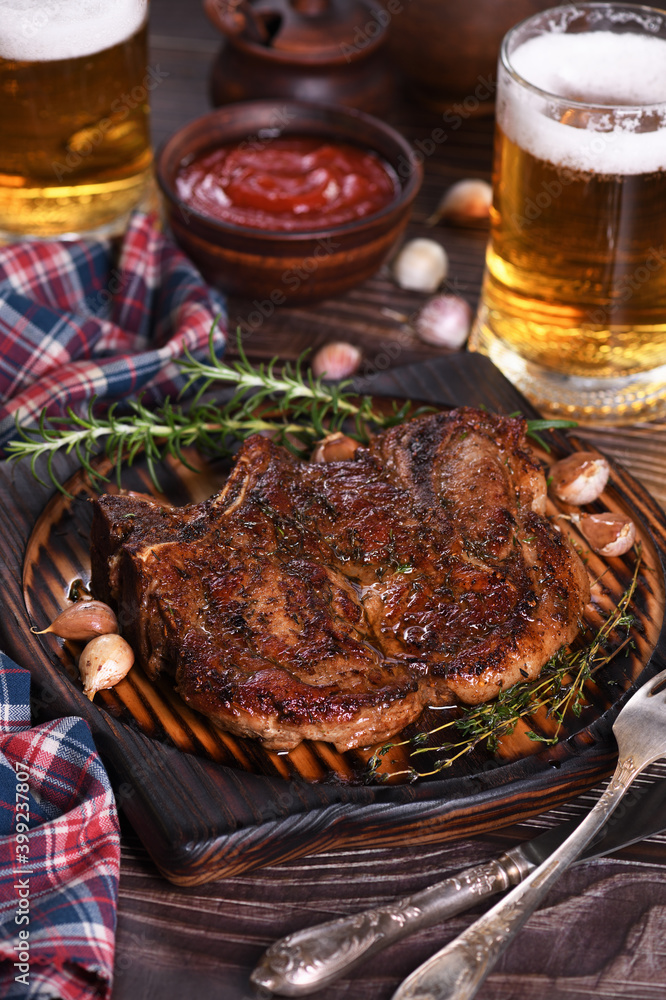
left=82, top=2, right=666, bottom=998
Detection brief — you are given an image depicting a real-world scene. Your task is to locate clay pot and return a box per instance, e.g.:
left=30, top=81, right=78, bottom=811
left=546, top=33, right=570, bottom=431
left=385, top=0, right=558, bottom=109
left=204, top=0, right=396, bottom=116
left=156, top=100, right=422, bottom=303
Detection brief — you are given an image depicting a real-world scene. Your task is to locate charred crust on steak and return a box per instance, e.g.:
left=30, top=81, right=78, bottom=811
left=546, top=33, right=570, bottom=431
left=89, top=408, right=590, bottom=752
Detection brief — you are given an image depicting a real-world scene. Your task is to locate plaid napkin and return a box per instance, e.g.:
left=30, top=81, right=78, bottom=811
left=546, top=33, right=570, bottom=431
left=0, top=211, right=227, bottom=450
left=0, top=654, right=120, bottom=1000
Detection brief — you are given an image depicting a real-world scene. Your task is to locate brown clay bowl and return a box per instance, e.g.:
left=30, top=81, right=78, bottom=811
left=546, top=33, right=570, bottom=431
left=155, top=100, right=422, bottom=304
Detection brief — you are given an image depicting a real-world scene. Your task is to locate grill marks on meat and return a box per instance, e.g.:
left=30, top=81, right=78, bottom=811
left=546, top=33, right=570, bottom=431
left=90, top=408, right=590, bottom=752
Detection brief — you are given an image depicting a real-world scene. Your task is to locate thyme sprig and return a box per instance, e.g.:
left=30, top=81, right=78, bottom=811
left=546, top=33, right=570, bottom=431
left=368, top=550, right=642, bottom=783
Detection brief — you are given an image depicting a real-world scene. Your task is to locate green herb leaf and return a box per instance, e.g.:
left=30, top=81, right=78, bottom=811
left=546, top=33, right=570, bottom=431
left=525, top=417, right=578, bottom=453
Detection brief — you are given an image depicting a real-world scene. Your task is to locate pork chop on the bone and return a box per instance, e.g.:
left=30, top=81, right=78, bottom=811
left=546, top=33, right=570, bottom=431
left=90, top=408, right=590, bottom=752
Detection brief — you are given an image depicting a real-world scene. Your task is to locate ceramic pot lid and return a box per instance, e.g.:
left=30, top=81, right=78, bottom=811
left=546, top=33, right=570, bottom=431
left=206, top=0, right=388, bottom=61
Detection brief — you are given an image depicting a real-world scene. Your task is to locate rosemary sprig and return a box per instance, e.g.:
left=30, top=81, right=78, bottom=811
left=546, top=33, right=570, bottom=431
left=10, top=397, right=316, bottom=494
left=368, top=550, right=642, bottom=783
left=181, top=330, right=395, bottom=438
left=5, top=325, right=575, bottom=493
left=5, top=329, right=409, bottom=494
left=524, top=417, right=579, bottom=452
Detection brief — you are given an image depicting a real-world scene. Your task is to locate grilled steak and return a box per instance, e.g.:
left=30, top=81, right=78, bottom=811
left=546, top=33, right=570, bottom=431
left=90, top=408, right=590, bottom=752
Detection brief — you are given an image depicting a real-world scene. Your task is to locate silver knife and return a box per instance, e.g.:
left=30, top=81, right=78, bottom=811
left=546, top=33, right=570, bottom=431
left=251, top=776, right=666, bottom=997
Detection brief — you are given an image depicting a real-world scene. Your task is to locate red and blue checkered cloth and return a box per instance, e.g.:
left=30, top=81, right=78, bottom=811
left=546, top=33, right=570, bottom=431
left=0, top=655, right=120, bottom=1000
left=0, top=211, right=227, bottom=449
left=0, top=213, right=228, bottom=997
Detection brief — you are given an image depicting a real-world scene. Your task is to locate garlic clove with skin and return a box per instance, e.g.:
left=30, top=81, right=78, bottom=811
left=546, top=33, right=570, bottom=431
left=78, top=633, right=134, bottom=701
left=311, top=342, right=362, bottom=381
left=427, top=178, right=492, bottom=227
left=392, top=238, right=448, bottom=292
left=311, top=432, right=360, bottom=463
left=574, top=512, right=636, bottom=557
left=414, top=294, right=472, bottom=349
left=549, top=452, right=610, bottom=505
left=32, top=600, right=118, bottom=641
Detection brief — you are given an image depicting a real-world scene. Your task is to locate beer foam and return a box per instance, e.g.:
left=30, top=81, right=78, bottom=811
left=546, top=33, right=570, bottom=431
left=0, top=0, right=147, bottom=62
left=500, top=31, right=666, bottom=175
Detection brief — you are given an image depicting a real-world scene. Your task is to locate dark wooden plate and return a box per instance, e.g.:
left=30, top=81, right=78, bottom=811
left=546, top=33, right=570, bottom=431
left=6, top=354, right=666, bottom=884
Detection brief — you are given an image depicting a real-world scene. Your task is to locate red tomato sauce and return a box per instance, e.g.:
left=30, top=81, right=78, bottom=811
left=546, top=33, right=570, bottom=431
left=174, top=137, right=398, bottom=231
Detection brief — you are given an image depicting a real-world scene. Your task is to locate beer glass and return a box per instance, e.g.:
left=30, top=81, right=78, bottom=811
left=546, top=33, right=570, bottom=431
left=0, top=0, right=154, bottom=239
left=469, top=3, right=666, bottom=424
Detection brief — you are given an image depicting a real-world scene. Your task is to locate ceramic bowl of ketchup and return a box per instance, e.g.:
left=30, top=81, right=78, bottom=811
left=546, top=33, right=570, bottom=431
left=156, top=100, right=422, bottom=303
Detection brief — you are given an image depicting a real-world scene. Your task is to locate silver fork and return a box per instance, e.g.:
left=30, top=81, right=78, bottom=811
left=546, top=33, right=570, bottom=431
left=391, top=665, right=666, bottom=1000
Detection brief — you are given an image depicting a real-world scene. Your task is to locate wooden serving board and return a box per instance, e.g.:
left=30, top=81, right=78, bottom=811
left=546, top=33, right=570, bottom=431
left=3, top=353, right=666, bottom=885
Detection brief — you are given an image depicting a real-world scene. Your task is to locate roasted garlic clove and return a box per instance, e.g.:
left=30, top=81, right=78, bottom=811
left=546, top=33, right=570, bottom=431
left=414, top=294, right=472, bottom=349
left=311, top=341, right=362, bottom=380
left=392, top=238, right=448, bottom=292
left=79, top=633, right=134, bottom=701
left=427, top=178, right=492, bottom=226
left=311, top=432, right=360, bottom=463
left=549, top=452, right=610, bottom=505
left=575, top=512, right=636, bottom=557
left=33, top=600, right=118, bottom=641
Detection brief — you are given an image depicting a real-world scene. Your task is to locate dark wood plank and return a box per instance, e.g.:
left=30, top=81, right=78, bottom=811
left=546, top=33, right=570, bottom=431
left=110, top=766, right=666, bottom=1000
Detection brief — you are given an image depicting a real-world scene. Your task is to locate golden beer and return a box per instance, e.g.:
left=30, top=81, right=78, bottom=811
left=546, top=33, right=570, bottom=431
left=0, top=0, right=154, bottom=238
left=470, top=4, right=666, bottom=423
